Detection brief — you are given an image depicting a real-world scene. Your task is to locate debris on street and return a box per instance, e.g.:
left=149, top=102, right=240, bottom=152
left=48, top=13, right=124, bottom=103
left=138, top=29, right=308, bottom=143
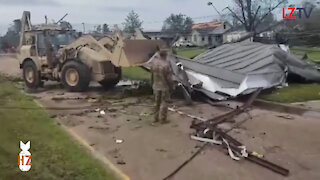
left=276, top=114, right=294, bottom=120
left=168, top=107, right=206, bottom=121
left=115, top=139, right=124, bottom=144
left=100, top=110, right=106, bottom=115
left=187, top=91, right=289, bottom=176
left=117, top=160, right=126, bottom=165
left=164, top=89, right=290, bottom=179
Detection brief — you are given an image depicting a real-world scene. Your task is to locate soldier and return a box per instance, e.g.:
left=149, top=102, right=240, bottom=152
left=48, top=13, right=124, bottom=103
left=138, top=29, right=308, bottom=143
left=151, top=49, right=174, bottom=124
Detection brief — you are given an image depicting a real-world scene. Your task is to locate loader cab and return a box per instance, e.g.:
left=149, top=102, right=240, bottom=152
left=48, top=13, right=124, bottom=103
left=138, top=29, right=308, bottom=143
left=36, top=30, right=77, bottom=57
left=19, top=31, right=37, bottom=57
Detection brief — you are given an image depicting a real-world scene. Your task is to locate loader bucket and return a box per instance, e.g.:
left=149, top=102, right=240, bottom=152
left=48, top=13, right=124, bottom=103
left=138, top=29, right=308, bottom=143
left=116, top=39, right=166, bottom=67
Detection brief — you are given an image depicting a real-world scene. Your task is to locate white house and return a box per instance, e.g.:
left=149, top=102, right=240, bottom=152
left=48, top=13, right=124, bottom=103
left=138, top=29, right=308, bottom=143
left=143, top=21, right=231, bottom=47
left=224, top=30, right=250, bottom=43
left=188, top=21, right=231, bottom=47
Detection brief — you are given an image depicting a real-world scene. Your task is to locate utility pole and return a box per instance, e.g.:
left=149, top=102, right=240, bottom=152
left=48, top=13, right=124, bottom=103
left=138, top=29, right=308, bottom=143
left=82, top=22, right=86, bottom=33
left=57, top=13, right=68, bottom=24
left=207, top=2, right=223, bottom=20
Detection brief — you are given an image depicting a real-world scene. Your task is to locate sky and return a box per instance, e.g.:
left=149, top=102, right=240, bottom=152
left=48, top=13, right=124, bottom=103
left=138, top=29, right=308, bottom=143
left=0, top=0, right=306, bottom=35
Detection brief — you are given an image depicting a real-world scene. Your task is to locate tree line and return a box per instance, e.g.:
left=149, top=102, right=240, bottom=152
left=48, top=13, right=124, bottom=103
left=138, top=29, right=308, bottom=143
left=1, top=0, right=320, bottom=52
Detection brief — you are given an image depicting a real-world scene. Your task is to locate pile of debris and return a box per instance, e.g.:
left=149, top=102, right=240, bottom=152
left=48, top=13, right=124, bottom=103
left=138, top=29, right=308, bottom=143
left=169, top=42, right=320, bottom=100
left=163, top=90, right=290, bottom=180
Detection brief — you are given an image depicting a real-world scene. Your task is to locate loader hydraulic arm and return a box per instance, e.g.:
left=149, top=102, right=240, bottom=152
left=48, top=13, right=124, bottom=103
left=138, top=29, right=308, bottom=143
left=19, top=11, right=32, bottom=49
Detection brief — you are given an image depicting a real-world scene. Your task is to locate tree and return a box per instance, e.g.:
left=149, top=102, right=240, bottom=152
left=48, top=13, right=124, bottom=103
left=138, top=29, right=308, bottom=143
left=226, top=0, right=288, bottom=32
left=286, top=0, right=320, bottom=31
left=123, top=10, right=143, bottom=34
left=96, top=25, right=102, bottom=33
left=282, top=1, right=320, bottom=46
left=102, top=23, right=110, bottom=34
left=0, top=19, right=21, bottom=52
left=161, top=14, right=194, bottom=35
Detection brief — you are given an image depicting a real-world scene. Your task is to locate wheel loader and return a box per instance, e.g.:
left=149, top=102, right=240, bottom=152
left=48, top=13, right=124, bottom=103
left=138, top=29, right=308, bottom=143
left=18, top=11, right=164, bottom=92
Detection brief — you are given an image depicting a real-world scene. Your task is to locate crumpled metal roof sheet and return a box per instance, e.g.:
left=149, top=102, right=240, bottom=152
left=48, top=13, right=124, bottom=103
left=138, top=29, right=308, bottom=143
left=157, top=41, right=320, bottom=101
left=170, top=42, right=299, bottom=100
left=195, top=42, right=285, bottom=74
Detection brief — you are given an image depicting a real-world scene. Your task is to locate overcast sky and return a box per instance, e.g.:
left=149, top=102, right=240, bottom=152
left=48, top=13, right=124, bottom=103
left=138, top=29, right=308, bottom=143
left=0, top=0, right=305, bottom=34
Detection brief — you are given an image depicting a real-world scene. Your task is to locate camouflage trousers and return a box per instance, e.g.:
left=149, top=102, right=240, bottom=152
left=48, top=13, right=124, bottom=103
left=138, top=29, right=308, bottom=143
left=154, top=90, right=169, bottom=122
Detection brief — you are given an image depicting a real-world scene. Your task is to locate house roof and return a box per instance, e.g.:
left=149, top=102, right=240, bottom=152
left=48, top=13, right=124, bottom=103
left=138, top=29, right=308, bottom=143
left=143, top=31, right=161, bottom=36
left=143, top=31, right=175, bottom=38
left=209, top=27, right=229, bottom=35
left=192, top=21, right=222, bottom=30
left=192, top=21, right=230, bottom=35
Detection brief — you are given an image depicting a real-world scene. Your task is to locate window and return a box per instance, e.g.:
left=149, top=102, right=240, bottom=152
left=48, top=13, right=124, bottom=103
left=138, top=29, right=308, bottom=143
left=215, top=35, right=222, bottom=43
left=37, top=34, right=46, bottom=56
left=202, top=36, right=205, bottom=41
left=193, top=35, right=197, bottom=42
left=224, top=24, right=226, bottom=29
left=185, top=37, right=187, bottom=41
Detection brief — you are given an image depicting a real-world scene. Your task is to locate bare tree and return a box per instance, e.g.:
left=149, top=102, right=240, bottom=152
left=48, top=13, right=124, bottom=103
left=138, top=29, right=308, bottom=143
left=226, top=0, right=287, bottom=32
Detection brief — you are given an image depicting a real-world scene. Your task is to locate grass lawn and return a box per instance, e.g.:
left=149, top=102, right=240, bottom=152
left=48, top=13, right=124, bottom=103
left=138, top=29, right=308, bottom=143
left=291, top=47, right=320, bottom=64
left=122, top=47, right=206, bottom=81
left=176, top=47, right=206, bottom=59
left=0, top=77, right=117, bottom=180
left=122, top=67, right=151, bottom=81
left=261, top=83, right=320, bottom=103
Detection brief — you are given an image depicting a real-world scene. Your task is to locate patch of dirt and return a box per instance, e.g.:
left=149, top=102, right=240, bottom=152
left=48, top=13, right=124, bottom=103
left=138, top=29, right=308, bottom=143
left=59, top=116, right=85, bottom=127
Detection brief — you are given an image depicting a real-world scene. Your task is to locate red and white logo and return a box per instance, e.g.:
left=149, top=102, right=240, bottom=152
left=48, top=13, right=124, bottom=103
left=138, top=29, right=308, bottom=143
left=18, top=141, right=32, bottom=172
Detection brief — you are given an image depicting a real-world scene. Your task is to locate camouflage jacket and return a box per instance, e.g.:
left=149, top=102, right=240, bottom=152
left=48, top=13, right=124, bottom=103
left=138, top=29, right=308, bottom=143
left=151, top=55, right=173, bottom=91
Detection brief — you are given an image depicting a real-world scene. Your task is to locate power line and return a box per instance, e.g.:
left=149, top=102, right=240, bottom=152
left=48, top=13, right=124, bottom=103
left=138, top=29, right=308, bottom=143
left=76, top=14, right=222, bottom=28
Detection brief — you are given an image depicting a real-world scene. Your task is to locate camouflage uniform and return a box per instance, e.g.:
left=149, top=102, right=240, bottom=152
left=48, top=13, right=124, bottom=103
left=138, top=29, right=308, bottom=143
left=151, top=53, right=173, bottom=123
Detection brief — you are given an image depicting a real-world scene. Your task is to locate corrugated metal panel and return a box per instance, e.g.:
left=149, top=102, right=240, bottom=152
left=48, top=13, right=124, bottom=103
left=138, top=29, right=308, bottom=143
left=173, top=56, right=245, bottom=84
left=168, top=42, right=320, bottom=100
left=208, top=45, right=268, bottom=67
left=169, top=42, right=287, bottom=100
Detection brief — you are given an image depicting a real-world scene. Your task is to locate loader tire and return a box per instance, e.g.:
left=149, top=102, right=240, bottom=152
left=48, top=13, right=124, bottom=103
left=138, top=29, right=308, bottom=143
left=23, top=60, right=41, bottom=89
left=99, top=67, right=122, bottom=89
left=61, top=61, right=90, bottom=92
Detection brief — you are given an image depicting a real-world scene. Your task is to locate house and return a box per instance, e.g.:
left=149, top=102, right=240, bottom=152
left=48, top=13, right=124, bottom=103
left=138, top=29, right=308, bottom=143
left=224, top=30, right=250, bottom=43
left=189, top=21, right=231, bottom=47
left=223, top=24, right=277, bottom=44
left=142, top=21, right=231, bottom=47
left=143, top=31, right=175, bottom=46
left=143, top=31, right=163, bottom=40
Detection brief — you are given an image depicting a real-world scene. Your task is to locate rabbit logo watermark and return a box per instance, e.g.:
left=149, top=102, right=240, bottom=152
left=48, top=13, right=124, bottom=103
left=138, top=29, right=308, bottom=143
left=18, top=141, right=32, bottom=172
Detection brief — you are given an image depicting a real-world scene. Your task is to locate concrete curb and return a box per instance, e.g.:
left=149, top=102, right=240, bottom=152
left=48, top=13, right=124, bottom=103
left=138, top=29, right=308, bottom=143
left=254, top=99, right=320, bottom=118
left=60, top=125, right=131, bottom=180
left=34, top=100, right=131, bottom=180
left=0, top=53, right=16, bottom=58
